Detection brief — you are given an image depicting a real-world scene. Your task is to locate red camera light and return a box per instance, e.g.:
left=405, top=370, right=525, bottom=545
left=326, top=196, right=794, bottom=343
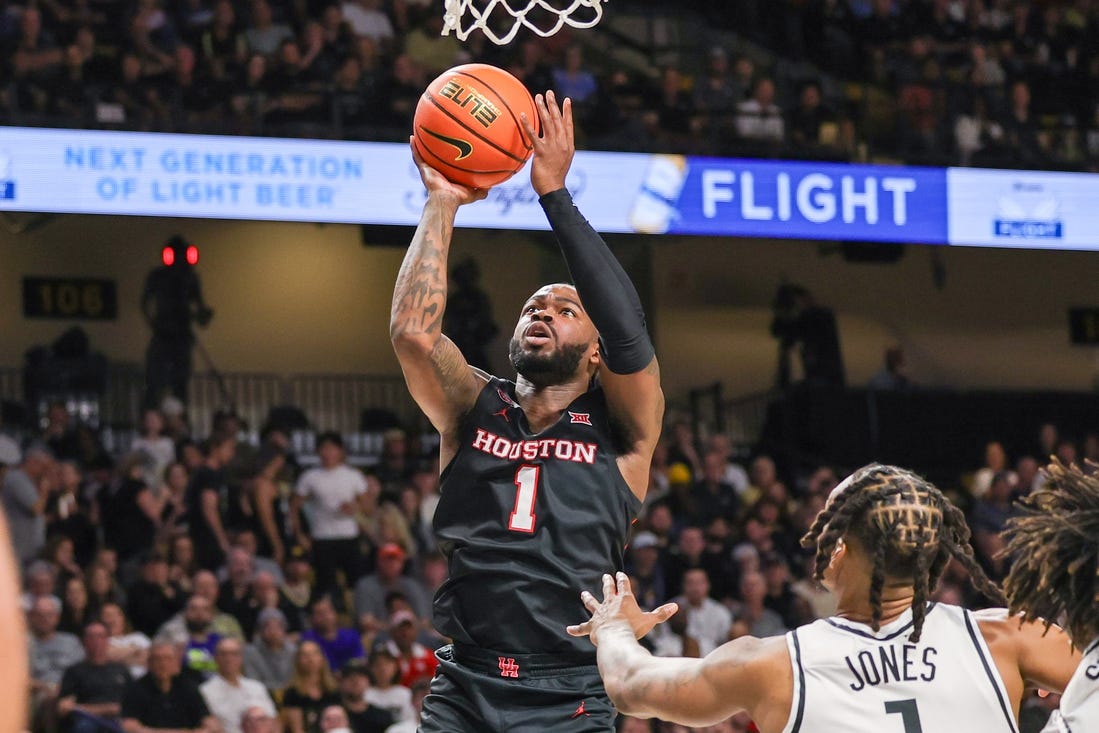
left=162, top=247, right=175, bottom=266
left=186, top=245, right=199, bottom=265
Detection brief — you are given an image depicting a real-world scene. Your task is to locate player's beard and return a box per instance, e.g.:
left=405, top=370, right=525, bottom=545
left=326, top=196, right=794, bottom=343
left=509, top=337, right=589, bottom=387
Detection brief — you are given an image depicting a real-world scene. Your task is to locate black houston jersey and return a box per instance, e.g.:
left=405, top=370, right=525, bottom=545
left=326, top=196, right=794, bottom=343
left=432, top=376, right=642, bottom=657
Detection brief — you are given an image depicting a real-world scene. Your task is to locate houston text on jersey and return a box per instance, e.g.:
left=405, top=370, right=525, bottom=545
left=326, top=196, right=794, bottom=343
left=471, top=428, right=598, bottom=465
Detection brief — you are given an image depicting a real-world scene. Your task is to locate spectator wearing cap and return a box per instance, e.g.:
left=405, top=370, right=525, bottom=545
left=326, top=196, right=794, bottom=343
left=199, top=637, right=276, bottom=733
left=352, top=543, right=428, bottom=630
left=378, top=610, right=436, bottom=688
left=291, top=432, right=370, bottom=599
left=2, top=443, right=54, bottom=565
left=364, top=645, right=413, bottom=723
left=120, top=641, right=216, bottom=733
left=301, top=595, right=364, bottom=672
left=244, top=608, right=297, bottom=692
left=338, top=659, right=394, bottom=733
left=625, top=531, right=666, bottom=611
left=126, top=551, right=185, bottom=637
left=58, top=622, right=132, bottom=733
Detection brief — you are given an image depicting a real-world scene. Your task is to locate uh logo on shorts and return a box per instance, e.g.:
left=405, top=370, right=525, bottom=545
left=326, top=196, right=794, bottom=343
left=498, top=657, right=520, bottom=678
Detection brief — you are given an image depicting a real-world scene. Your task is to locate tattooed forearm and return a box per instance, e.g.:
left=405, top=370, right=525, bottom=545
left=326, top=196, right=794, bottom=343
left=391, top=197, right=457, bottom=339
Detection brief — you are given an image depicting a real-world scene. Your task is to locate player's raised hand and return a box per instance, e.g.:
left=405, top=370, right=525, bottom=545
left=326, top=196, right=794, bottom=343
left=410, top=137, right=488, bottom=206
left=567, top=572, right=678, bottom=646
left=521, top=90, right=575, bottom=196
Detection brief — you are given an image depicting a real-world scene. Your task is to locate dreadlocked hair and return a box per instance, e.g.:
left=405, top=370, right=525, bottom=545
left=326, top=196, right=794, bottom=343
left=1002, top=459, right=1099, bottom=648
left=800, top=463, right=1005, bottom=642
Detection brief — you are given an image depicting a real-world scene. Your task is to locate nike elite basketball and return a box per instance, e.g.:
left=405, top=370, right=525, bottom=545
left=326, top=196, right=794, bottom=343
left=412, top=64, right=538, bottom=189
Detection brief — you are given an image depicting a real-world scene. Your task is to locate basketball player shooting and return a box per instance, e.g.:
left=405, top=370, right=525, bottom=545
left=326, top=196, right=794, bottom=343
left=569, top=464, right=1081, bottom=732
left=1003, top=459, right=1099, bottom=732
left=391, top=89, right=674, bottom=732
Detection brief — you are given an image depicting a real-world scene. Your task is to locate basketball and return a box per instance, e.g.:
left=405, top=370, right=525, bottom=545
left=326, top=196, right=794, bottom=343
left=412, top=63, right=538, bottom=189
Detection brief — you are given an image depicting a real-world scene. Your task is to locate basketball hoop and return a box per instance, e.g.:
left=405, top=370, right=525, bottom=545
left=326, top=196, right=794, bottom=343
left=442, top=0, right=607, bottom=45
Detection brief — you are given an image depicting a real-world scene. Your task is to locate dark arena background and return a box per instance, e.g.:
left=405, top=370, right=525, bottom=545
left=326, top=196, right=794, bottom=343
left=3, top=0, right=1099, bottom=731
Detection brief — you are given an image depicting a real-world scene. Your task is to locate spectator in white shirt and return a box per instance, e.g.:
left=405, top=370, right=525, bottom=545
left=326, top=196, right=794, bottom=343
left=131, top=408, right=176, bottom=489
left=340, top=0, right=394, bottom=48
left=199, top=637, right=276, bottom=733
left=735, top=76, right=785, bottom=143
left=291, top=432, right=371, bottom=599
left=672, top=568, right=731, bottom=656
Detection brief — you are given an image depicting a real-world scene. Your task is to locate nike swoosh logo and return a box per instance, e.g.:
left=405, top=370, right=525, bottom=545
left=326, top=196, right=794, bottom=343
left=420, top=127, right=474, bottom=160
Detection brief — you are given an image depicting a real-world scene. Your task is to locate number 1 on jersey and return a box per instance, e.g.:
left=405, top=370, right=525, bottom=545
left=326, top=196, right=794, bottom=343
left=508, top=465, right=540, bottom=532
left=884, top=699, right=923, bottom=733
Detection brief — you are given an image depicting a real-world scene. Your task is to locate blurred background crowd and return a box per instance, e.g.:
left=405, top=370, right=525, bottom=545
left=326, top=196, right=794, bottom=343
left=4, top=0, right=1099, bottom=169
left=0, top=393, right=1082, bottom=732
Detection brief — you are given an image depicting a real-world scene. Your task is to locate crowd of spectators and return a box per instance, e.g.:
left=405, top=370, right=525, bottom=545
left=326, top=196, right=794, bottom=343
left=0, top=391, right=1088, bottom=732
left=5, top=0, right=1099, bottom=170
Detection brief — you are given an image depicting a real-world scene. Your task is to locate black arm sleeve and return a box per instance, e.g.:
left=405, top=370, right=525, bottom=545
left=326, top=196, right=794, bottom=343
left=538, top=188, right=655, bottom=374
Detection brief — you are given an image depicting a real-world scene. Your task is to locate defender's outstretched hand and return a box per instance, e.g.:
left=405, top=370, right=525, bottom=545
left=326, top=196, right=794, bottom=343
left=410, top=137, right=488, bottom=206
left=521, top=90, right=575, bottom=196
left=567, top=572, right=678, bottom=646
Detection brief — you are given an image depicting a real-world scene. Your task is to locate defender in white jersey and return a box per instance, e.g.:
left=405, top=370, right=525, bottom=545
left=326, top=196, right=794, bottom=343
left=1002, top=460, right=1099, bottom=733
left=568, top=463, right=1080, bottom=732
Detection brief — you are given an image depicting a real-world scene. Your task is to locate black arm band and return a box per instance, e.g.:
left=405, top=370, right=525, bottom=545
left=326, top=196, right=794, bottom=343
left=539, top=188, right=655, bottom=374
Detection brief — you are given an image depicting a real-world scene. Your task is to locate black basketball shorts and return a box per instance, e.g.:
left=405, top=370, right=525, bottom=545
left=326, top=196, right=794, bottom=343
left=418, top=643, right=615, bottom=733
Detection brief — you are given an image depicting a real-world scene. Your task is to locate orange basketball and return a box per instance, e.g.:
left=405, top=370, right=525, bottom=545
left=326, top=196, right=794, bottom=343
left=413, top=63, right=538, bottom=189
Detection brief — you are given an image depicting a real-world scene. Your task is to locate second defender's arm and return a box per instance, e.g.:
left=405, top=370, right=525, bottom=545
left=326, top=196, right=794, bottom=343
left=390, top=144, right=487, bottom=453
left=524, top=93, right=664, bottom=497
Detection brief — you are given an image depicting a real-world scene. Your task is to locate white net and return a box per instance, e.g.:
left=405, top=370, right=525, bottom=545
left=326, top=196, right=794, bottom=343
left=442, top=0, right=607, bottom=45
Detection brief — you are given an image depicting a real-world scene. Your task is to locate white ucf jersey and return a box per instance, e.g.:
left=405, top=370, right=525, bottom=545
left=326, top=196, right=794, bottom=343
left=1042, top=638, right=1099, bottom=733
left=781, top=603, right=1019, bottom=733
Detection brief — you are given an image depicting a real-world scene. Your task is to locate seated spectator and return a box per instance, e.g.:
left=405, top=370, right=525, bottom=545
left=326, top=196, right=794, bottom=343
left=353, top=543, right=429, bottom=630
left=199, top=0, right=247, bottom=82
left=730, top=570, right=788, bottom=639
left=971, top=440, right=1014, bottom=499
left=167, top=534, right=199, bottom=594
left=280, top=544, right=314, bottom=630
left=376, top=610, right=437, bottom=688
left=321, top=705, right=351, bottom=733
left=1001, top=79, right=1047, bottom=165
left=671, top=568, right=731, bottom=656
left=42, top=401, right=81, bottom=463
left=761, top=552, right=814, bottom=628
left=244, top=0, right=294, bottom=57
left=49, top=461, right=97, bottom=566
left=120, top=641, right=216, bottom=733
left=281, top=640, right=340, bottom=733
left=170, top=595, right=222, bottom=679
left=689, top=450, right=740, bottom=525
left=625, top=531, right=666, bottom=611
left=22, top=559, right=61, bottom=612
left=1014, top=455, right=1044, bottom=496
left=691, top=47, right=745, bottom=134
left=868, top=345, right=913, bottom=390
left=663, top=525, right=706, bottom=599
left=60, top=576, right=94, bottom=635
left=787, top=81, right=837, bottom=150
left=302, top=595, right=364, bottom=671
left=244, top=608, right=297, bottom=692
left=199, top=637, right=277, bottom=733
left=28, top=596, right=85, bottom=714
left=58, top=622, right=132, bottom=733
left=705, top=433, right=750, bottom=497
left=241, top=705, right=280, bottom=733
left=340, top=0, right=394, bottom=49
left=735, top=76, right=785, bottom=143
left=86, top=561, right=125, bottom=615
left=157, top=570, right=244, bottom=643
left=337, top=659, right=394, bottom=733
left=101, top=602, right=151, bottom=679
left=970, top=470, right=1018, bottom=580
left=248, top=570, right=302, bottom=636
left=401, top=12, right=462, bottom=78
left=364, top=646, right=414, bottom=723
left=552, top=45, right=598, bottom=107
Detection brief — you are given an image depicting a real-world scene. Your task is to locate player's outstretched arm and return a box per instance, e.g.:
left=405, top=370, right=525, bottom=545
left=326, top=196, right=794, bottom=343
left=973, top=609, right=1080, bottom=696
left=391, top=142, right=488, bottom=450
left=569, top=573, right=787, bottom=728
left=522, top=92, right=664, bottom=498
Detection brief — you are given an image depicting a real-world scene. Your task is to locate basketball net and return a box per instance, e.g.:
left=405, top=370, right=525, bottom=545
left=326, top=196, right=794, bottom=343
left=442, top=0, right=607, bottom=45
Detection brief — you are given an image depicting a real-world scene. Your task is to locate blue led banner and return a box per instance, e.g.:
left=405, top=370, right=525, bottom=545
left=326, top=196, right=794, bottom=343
left=3, top=126, right=1099, bottom=249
